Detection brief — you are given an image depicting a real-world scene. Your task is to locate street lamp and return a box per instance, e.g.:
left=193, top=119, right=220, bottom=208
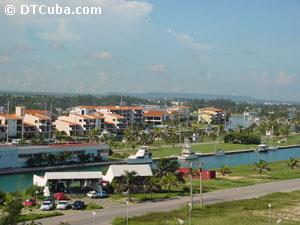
left=188, top=202, right=192, bottom=225
left=198, top=159, right=204, bottom=208
left=35, top=190, right=39, bottom=201
left=268, top=203, right=272, bottom=225
left=126, top=201, right=129, bottom=225
left=92, top=211, right=96, bottom=225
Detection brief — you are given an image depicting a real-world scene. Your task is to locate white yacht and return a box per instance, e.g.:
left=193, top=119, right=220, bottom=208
left=256, top=144, right=269, bottom=153
left=178, top=139, right=198, bottom=160
left=214, top=148, right=225, bottom=156
left=127, top=146, right=153, bottom=164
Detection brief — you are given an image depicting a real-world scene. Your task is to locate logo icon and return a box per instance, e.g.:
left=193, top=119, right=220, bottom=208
left=5, top=5, right=16, bottom=16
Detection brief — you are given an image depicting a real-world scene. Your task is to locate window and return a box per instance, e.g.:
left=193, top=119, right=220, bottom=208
left=18, top=154, right=32, bottom=158
left=35, top=120, right=38, bottom=123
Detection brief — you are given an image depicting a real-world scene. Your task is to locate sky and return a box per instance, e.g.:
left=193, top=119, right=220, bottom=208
left=0, top=0, right=299, bottom=101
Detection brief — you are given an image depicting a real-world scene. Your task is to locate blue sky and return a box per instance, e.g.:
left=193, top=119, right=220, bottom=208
left=0, top=0, right=299, bottom=101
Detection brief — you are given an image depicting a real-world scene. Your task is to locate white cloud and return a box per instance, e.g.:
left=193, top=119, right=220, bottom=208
left=38, top=19, right=80, bottom=43
left=0, top=56, right=12, bottom=64
left=167, top=28, right=211, bottom=51
left=275, top=73, right=295, bottom=85
left=91, top=51, right=113, bottom=60
left=148, top=64, right=166, bottom=72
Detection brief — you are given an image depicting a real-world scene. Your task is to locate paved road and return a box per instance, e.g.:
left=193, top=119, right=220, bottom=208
left=37, top=178, right=300, bottom=225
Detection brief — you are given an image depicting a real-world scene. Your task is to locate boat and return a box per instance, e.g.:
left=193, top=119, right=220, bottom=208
left=126, top=146, right=153, bottom=164
left=256, top=144, right=269, bottom=153
left=214, top=148, right=225, bottom=156
left=178, top=139, right=198, bottom=160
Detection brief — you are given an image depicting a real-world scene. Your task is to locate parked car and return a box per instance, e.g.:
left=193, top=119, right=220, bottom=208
left=40, top=201, right=54, bottom=211
left=44, top=196, right=55, bottom=204
left=72, top=200, right=85, bottom=210
left=11, top=139, right=21, bottom=145
left=54, top=192, right=69, bottom=200
left=56, top=201, right=71, bottom=210
left=87, top=190, right=108, bottom=199
left=22, top=198, right=36, bottom=207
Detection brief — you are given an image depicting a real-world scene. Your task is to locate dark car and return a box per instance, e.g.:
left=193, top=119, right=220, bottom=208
left=72, top=200, right=85, bottom=210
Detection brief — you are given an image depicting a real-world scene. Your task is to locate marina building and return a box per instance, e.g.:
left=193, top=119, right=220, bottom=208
left=0, top=142, right=110, bottom=169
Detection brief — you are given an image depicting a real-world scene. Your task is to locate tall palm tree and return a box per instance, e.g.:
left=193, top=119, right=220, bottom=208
left=113, top=171, right=138, bottom=202
left=160, top=173, right=179, bottom=194
left=287, top=157, right=299, bottom=173
left=254, top=160, right=270, bottom=178
left=143, top=177, right=161, bottom=199
left=219, top=165, right=232, bottom=177
left=155, top=159, right=180, bottom=177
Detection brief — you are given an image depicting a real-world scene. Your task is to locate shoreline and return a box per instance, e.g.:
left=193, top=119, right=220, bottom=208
left=1, top=144, right=300, bottom=176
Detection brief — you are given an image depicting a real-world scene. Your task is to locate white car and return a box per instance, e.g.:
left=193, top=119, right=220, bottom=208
left=87, top=190, right=108, bottom=199
left=56, top=201, right=71, bottom=210
left=40, top=201, right=54, bottom=211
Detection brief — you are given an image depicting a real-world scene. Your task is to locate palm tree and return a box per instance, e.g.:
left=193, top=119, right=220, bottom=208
left=219, top=165, right=232, bottom=177
left=254, top=160, right=270, bottom=178
left=113, top=171, right=138, bottom=202
left=154, top=159, right=180, bottom=177
left=287, top=157, right=299, bottom=173
left=124, top=128, right=138, bottom=150
left=160, top=173, right=179, bottom=193
left=143, top=177, right=161, bottom=198
left=88, top=128, right=100, bottom=143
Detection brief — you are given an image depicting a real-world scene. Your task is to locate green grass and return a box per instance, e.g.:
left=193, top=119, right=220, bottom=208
left=85, top=202, right=103, bottom=210
left=192, top=158, right=300, bottom=193
left=113, top=190, right=300, bottom=225
left=18, top=212, right=63, bottom=222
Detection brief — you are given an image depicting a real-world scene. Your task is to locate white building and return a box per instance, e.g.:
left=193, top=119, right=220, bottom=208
left=0, top=143, right=110, bottom=169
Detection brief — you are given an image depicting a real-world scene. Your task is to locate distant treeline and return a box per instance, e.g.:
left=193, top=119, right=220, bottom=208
left=0, top=92, right=298, bottom=116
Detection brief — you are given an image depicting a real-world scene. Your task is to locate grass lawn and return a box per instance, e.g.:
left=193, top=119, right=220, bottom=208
left=113, top=190, right=300, bottom=225
left=18, top=211, right=63, bottom=222
left=193, top=158, right=300, bottom=192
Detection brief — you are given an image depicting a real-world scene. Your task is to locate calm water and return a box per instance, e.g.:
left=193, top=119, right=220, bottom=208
left=1, top=147, right=300, bottom=192
left=180, top=147, right=300, bottom=169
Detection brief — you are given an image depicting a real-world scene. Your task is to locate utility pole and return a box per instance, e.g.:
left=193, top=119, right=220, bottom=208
left=199, top=159, right=204, bottom=208
left=190, top=162, right=193, bottom=209
left=6, top=100, right=9, bottom=143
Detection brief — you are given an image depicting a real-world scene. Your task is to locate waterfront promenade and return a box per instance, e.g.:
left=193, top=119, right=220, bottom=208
left=36, top=178, right=300, bottom=225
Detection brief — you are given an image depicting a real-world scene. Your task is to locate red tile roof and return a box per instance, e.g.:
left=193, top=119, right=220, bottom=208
left=0, top=114, right=22, bottom=120
left=144, top=110, right=165, bottom=117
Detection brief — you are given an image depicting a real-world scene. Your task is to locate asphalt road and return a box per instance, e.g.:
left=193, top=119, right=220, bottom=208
left=36, top=178, right=300, bottom=225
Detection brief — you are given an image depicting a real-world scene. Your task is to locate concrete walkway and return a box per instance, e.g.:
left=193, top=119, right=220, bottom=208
left=36, top=178, right=300, bottom=225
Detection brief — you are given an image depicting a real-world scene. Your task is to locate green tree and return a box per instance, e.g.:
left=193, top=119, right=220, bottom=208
left=287, top=157, right=299, bottom=173
left=112, top=171, right=138, bottom=202
left=163, top=128, right=179, bottom=148
left=0, top=198, right=23, bottom=225
left=159, top=173, right=179, bottom=193
left=124, top=128, right=138, bottom=150
left=254, top=160, right=270, bottom=178
left=25, top=185, right=43, bottom=198
left=219, top=165, right=232, bottom=177
left=154, top=159, right=180, bottom=177
left=88, top=128, right=100, bottom=143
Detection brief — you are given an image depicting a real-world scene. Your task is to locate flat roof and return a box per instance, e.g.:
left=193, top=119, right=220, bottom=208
left=45, top=171, right=103, bottom=180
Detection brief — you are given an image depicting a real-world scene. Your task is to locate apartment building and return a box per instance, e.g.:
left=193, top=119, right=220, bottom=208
left=54, top=113, right=104, bottom=136
left=198, top=107, right=226, bottom=124
left=0, top=113, right=22, bottom=140
left=97, top=106, right=144, bottom=128
left=144, top=110, right=168, bottom=126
